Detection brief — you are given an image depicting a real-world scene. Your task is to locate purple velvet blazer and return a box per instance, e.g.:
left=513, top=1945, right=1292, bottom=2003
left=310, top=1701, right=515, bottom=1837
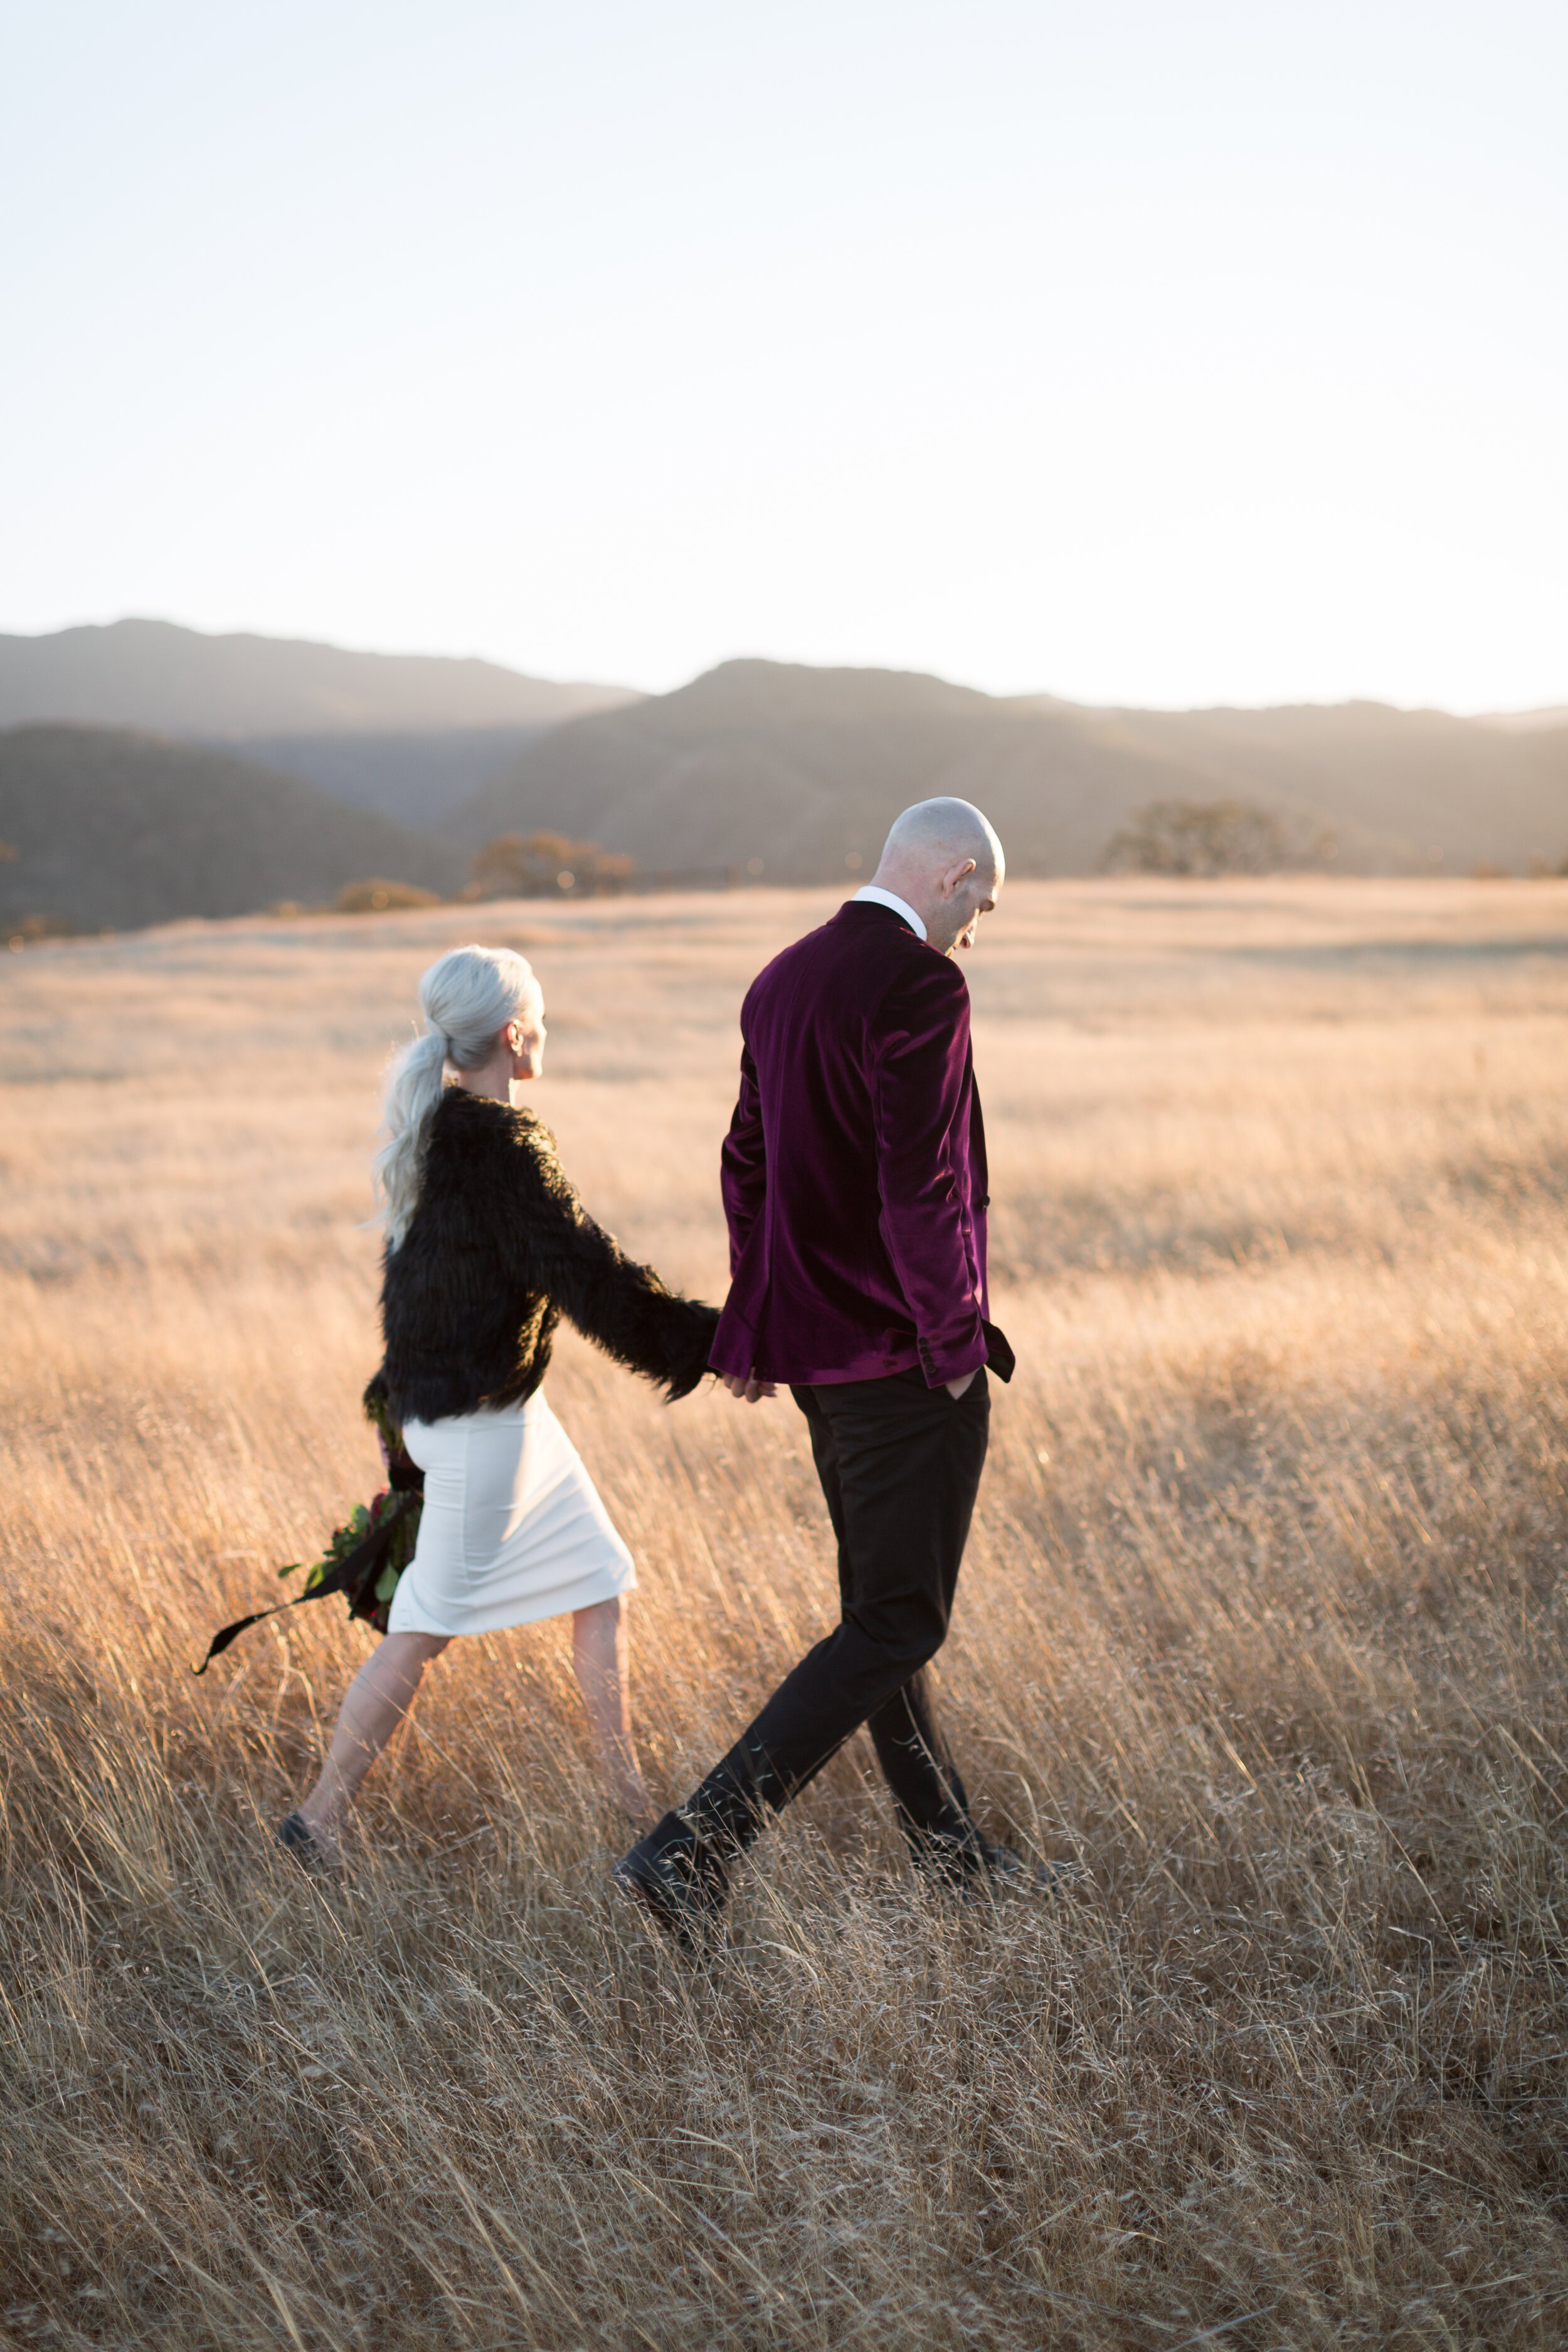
left=710, top=899, right=1013, bottom=1390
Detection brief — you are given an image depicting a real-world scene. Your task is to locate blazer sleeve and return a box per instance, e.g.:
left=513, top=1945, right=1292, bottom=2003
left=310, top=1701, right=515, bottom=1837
left=869, top=956, right=988, bottom=1387
left=718, top=1040, right=766, bottom=1278
left=505, top=1113, right=719, bottom=1399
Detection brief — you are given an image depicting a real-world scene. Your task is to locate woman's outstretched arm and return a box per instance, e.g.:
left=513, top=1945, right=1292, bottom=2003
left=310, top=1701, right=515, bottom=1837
left=504, top=1113, right=719, bottom=1396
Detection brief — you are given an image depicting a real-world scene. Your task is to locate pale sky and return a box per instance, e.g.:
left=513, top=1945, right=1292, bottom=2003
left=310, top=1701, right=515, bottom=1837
left=3, top=1, right=1565, bottom=709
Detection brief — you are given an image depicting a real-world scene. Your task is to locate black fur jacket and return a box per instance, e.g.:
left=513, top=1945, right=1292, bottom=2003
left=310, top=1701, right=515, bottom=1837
left=368, top=1088, right=719, bottom=1428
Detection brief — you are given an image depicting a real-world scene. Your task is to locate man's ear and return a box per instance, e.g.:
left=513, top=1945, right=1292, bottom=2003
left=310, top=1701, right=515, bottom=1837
left=943, top=857, right=978, bottom=896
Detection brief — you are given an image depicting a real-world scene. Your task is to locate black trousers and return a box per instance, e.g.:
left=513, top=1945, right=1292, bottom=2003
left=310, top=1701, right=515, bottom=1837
left=679, top=1365, right=992, bottom=1867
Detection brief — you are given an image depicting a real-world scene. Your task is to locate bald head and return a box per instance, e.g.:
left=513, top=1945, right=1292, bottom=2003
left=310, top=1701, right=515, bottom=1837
left=880, top=797, right=1004, bottom=881
left=871, top=797, right=1005, bottom=955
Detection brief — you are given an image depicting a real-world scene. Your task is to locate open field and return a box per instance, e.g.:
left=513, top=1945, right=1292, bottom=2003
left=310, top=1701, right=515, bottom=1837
left=3, top=877, right=1568, bottom=2349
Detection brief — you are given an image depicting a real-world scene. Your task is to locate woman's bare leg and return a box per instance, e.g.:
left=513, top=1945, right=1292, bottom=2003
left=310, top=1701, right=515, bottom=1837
left=573, top=1596, right=652, bottom=1822
left=295, top=1631, right=450, bottom=1851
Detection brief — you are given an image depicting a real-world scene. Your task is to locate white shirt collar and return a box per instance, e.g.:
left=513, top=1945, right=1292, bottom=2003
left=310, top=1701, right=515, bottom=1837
left=852, top=884, right=928, bottom=941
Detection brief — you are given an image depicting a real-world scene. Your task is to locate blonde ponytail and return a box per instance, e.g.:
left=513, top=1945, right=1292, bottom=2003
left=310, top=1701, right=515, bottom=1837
left=373, top=945, right=542, bottom=1247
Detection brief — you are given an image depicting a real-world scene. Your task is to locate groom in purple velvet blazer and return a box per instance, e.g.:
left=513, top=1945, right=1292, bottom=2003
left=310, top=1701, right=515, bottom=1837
left=616, top=798, right=1044, bottom=1945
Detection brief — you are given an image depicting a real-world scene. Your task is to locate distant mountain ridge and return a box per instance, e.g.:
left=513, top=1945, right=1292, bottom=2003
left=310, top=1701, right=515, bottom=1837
left=3, top=625, right=1565, bottom=915
left=0, top=618, right=638, bottom=737
left=447, top=659, right=1568, bottom=879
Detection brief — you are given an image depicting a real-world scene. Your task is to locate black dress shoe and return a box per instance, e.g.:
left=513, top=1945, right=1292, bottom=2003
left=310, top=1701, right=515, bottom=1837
left=975, top=1841, right=1082, bottom=1897
left=919, top=1833, right=1079, bottom=1902
left=277, top=1811, right=336, bottom=1877
left=612, top=1814, right=729, bottom=1952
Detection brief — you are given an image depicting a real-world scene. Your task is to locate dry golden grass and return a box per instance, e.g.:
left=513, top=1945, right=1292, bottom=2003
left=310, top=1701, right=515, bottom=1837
left=3, top=877, right=1568, bottom=2349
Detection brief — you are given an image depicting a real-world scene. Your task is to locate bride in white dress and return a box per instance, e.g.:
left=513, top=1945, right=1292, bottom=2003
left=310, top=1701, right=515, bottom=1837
left=278, top=944, right=718, bottom=1870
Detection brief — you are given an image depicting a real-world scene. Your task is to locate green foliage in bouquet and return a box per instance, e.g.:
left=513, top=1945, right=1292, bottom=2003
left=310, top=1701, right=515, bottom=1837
left=283, top=1483, right=421, bottom=1633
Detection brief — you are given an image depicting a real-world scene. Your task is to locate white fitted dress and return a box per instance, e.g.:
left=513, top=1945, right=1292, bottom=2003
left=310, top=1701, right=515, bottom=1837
left=386, top=1391, right=634, bottom=1638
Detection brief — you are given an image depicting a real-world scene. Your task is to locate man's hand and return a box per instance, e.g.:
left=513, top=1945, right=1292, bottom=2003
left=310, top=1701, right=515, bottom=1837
left=723, top=1371, right=777, bottom=1404
left=945, top=1370, right=977, bottom=1401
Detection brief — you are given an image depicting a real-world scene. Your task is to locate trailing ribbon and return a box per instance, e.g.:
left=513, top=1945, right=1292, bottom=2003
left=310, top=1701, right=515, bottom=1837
left=193, top=1481, right=423, bottom=1676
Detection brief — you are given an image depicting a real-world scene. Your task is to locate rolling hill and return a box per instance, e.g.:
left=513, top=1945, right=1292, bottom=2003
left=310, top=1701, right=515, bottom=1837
left=0, top=618, right=638, bottom=737
left=1103, top=701, right=1568, bottom=874
left=0, top=728, right=465, bottom=934
left=0, top=620, right=640, bottom=830
left=447, top=660, right=1568, bottom=879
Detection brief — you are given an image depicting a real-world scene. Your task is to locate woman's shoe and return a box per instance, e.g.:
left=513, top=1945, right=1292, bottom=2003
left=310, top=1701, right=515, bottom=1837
left=277, top=1811, right=337, bottom=1877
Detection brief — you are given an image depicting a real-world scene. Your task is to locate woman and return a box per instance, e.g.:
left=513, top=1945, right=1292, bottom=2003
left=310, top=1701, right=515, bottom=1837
left=277, top=943, right=717, bottom=1868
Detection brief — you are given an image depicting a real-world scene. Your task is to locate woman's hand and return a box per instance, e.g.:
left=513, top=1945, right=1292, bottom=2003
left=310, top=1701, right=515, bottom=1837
left=723, top=1371, right=777, bottom=1404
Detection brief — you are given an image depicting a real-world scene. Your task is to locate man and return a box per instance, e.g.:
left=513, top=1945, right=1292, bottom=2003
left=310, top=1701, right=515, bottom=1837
left=615, top=797, right=1032, bottom=1944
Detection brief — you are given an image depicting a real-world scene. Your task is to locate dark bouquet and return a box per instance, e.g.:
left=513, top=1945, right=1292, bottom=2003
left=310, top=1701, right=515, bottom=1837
left=194, top=1394, right=423, bottom=1675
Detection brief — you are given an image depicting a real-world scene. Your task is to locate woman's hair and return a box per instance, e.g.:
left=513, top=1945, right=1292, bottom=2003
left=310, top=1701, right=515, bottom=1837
left=373, top=944, right=543, bottom=1247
